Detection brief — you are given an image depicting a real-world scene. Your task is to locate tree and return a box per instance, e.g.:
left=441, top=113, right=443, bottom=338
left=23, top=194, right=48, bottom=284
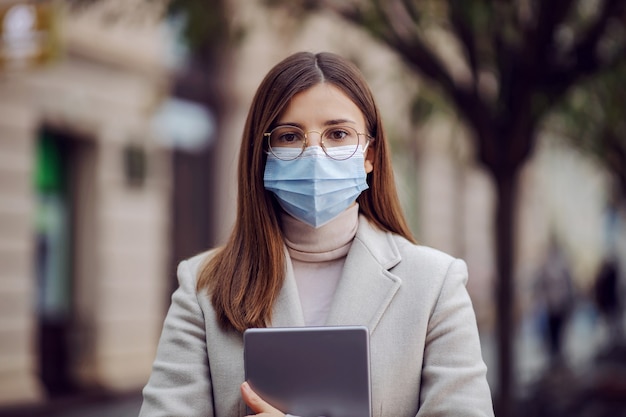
left=264, top=1, right=626, bottom=415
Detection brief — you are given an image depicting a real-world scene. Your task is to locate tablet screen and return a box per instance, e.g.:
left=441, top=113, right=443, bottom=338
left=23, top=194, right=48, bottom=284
left=243, top=326, right=371, bottom=417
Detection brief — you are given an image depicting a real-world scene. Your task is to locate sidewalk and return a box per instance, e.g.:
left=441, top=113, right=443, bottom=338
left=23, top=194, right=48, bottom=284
left=481, top=301, right=626, bottom=416
left=481, top=301, right=608, bottom=391
left=0, top=391, right=142, bottom=417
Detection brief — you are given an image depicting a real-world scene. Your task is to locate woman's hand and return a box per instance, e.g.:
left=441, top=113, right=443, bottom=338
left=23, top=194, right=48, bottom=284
left=241, top=381, right=285, bottom=417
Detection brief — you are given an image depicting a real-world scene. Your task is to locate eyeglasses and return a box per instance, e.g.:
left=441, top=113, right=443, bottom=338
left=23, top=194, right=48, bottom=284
left=264, top=125, right=372, bottom=161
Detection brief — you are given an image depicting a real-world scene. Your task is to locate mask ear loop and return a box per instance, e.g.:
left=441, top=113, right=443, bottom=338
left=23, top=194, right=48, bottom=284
left=362, top=136, right=373, bottom=154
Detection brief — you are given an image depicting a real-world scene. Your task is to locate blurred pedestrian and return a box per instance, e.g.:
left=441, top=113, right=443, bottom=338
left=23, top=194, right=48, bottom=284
left=594, top=255, right=623, bottom=343
left=535, top=239, right=575, bottom=364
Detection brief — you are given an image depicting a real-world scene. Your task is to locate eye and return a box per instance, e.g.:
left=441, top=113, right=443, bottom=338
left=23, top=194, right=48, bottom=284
left=329, top=130, right=347, bottom=140
left=324, top=127, right=357, bottom=142
left=269, top=126, right=305, bottom=148
left=279, top=132, right=300, bottom=143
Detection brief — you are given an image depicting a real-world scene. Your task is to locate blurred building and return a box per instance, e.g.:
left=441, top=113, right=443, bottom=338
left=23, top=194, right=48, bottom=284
left=0, top=0, right=173, bottom=407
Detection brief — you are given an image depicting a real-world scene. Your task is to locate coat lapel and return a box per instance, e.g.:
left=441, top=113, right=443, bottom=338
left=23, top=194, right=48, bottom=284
left=325, top=216, right=402, bottom=334
left=270, top=247, right=306, bottom=327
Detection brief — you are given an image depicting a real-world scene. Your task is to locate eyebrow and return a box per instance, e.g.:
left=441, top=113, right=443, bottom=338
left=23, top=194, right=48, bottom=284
left=277, top=119, right=357, bottom=128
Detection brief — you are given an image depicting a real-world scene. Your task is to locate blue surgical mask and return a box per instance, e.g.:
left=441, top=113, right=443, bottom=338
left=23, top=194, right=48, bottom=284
left=264, top=145, right=369, bottom=228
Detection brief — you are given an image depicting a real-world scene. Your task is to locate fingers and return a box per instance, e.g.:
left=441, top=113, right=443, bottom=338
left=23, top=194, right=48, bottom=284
left=241, top=381, right=283, bottom=416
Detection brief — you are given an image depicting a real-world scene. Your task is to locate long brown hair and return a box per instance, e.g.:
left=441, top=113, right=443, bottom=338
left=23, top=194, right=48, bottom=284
left=197, top=51, right=415, bottom=333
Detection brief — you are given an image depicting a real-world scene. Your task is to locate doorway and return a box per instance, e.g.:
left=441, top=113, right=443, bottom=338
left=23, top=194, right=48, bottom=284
left=33, top=128, right=93, bottom=396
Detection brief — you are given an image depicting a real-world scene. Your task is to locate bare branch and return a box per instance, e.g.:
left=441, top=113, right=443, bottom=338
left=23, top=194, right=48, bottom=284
left=532, top=0, right=576, bottom=58
left=540, top=0, right=626, bottom=104
left=320, top=0, right=493, bottom=141
left=567, top=0, right=623, bottom=71
left=400, top=0, right=419, bottom=23
left=378, top=0, right=420, bottom=44
left=447, top=0, right=479, bottom=84
left=319, top=0, right=455, bottom=91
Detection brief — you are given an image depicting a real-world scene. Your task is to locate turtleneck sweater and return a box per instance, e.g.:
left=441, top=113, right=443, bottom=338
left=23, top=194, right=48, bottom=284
left=281, top=203, right=359, bottom=326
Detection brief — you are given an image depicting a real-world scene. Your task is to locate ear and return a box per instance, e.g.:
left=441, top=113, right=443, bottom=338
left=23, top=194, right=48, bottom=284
left=364, top=146, right=375, bottom=174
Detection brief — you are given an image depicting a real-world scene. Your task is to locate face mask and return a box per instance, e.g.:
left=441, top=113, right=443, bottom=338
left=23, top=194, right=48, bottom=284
left=264, top=145, right=369, bottom=228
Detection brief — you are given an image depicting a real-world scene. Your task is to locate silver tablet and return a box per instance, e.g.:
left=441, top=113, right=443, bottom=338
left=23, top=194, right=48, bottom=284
left=243, top=325, right=372, bottom=417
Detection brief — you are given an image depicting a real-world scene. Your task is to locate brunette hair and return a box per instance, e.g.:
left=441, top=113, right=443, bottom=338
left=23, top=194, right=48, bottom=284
left=197, top=51, right=415, bottom=332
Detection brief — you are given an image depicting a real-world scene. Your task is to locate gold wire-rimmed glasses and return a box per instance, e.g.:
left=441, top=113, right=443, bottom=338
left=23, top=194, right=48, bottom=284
left=264, top=125, right=372, bottom=161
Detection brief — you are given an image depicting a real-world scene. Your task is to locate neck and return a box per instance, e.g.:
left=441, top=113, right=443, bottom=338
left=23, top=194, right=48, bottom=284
left=281, top=204, right=359, bottom=262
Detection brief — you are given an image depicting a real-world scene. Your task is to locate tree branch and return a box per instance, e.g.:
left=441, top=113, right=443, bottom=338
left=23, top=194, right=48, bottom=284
left=399, top=0, right=419, bottom=23
left=378, top=1, right=494, bottom=136
left=447, top=0, right=480, bottom=85
left=532, top=0, right=576, bottom=61
left=319, top=0, right=493, bottom=148
left=542, top=0, right=624, bottom=98
left=320, top=1, right=455, bottom=94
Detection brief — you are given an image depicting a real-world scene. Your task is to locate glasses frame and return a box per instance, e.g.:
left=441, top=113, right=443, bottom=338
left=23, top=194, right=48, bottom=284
left=263, top=125, right=373, bottom=161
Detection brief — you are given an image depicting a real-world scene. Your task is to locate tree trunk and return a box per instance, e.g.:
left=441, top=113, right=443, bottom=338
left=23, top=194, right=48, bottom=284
left=493, top=169, right=519, bottom=417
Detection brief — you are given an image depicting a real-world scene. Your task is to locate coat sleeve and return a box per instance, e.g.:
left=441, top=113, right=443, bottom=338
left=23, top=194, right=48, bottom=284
left=417, top=259, right=494, bottom=417
left=139, top=260, right=214, bottom=417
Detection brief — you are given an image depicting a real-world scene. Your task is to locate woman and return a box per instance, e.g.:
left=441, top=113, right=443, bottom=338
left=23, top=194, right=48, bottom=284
left=140, top=51, right=494, bottom=417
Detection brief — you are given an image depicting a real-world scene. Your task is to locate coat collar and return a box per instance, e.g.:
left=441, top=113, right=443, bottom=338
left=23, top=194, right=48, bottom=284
left=271, top=215, right=403, bottom=334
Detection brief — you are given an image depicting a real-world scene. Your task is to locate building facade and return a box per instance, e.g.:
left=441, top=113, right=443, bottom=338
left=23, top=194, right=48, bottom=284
left=0, top=1, right=172, bottom=406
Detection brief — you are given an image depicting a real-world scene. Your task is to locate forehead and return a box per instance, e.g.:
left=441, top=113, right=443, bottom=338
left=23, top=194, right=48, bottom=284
left=278, top=83, right=365, bottom=127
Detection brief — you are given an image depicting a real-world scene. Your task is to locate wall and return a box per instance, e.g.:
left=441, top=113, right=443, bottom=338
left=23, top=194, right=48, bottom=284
left=0, top=2, right=172, bottom=406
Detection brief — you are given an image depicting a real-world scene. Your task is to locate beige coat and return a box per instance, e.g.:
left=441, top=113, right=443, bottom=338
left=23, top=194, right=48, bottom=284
left=140, top=216, right=494, bottom=417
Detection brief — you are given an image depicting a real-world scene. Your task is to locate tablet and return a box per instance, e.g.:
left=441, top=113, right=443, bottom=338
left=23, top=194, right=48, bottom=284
left=243, top=325, right=372, bottom=417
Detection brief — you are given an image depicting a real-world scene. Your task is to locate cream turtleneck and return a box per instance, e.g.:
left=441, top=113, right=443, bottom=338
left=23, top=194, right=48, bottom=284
left=281, top=204, right=359, bottom=326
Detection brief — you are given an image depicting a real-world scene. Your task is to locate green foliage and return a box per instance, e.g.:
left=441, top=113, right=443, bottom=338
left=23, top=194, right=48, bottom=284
left=552, top=62, right=626, bottom=201
left=167, top=0, right=229, bottom=52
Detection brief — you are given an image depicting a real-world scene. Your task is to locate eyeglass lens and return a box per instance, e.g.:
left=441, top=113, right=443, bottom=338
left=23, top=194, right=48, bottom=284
left=268, top=125, right=363, bottom=160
